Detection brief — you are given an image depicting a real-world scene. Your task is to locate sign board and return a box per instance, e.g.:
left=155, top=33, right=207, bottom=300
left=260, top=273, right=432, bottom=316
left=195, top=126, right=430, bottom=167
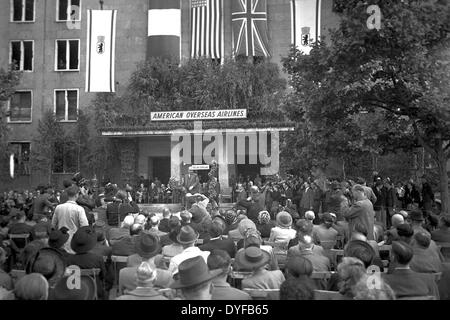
left=151, top=109, right=247, bottom=121
left=189, top=165, right=210, bottom=171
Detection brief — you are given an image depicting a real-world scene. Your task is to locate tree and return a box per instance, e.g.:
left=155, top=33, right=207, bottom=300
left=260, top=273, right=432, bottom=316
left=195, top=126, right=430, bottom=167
left=0, top=65, right=21, bottom=155
left=31, top=110, right=66, bottom=184
left=283, top=0, right=450, bottom=212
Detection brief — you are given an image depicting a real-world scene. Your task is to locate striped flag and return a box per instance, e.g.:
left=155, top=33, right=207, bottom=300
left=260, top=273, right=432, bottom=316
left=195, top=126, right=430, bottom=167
left=148, top=0, right=181, bottom=62
left=291, top=0, right=321, bottom=55
left=85, top=10, right=117, bottom=92
left=231, top=0, right=270, bottom=57
left=190, top=0, right=223, bottom=60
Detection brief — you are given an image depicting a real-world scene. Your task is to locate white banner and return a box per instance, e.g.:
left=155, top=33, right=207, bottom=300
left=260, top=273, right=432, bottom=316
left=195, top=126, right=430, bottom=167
left=85, top=10, right=117, bottom=92
left=151, top=109, right=247, bottom=121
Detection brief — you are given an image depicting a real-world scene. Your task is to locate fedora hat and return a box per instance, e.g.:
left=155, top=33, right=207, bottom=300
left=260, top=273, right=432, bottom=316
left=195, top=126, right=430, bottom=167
left=26, top=248, right=66, bottom=287
left=234, top=246, right=270, bottom=270
left=71, top=226, right=97, bottom=254
left=48, top=228, right=70, bottom=249
left=276, top=211, right=293, bottom=228
left=135, top=232, right=160, bottom=259
left=409, top=210, right=424, bottom=222
left=176, top=226, right=199, bottom=245
left=52, top=275, right=96, bottom=300
left=170, top=256, right=222, bottom=289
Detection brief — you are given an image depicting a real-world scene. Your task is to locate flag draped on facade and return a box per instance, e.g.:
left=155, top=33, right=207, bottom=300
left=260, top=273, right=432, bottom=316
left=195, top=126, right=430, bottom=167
left=85, top=9, right=117, bottom=92
left=148, top=0, right=181, bottom=62
left=231, top=0, right=270, bottom=57
left=291, top=0, right=321, bottom=55
left=190, top=0, right=223, bottom=60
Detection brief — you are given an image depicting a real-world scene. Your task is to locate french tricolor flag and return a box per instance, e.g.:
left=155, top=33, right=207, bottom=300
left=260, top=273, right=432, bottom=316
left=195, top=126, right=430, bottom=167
left=147, top=0, right=181, bottom=62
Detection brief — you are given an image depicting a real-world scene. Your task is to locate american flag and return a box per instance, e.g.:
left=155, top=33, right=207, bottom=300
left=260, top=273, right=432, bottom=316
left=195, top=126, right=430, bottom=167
left=231, top=0, right=270, bottom=57
left=191, top=0, right=223, bottom=59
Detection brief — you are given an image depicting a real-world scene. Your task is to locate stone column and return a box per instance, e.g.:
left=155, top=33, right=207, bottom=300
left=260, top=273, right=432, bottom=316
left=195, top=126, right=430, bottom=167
left=218, top=132, right=229, bottom=189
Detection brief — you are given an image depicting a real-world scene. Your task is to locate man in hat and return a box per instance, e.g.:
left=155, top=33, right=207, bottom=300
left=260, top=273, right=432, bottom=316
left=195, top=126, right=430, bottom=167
left=288, top=234, right=330, bottom=272
left=342, top=184, right=376, bottom=241
left=408, top=210, right=431, bottom=236
left=117, top=261, right=168, bottom=300
left=383, top=241, right=439, bottom=299
left=160, top=216, right=182, bottom=249
left=168, top=225, right=210, bottom=275
left=26, top=247, right=66, bottom=298
left=313, top=212, right=339, bottom=246
left=207, top=249, right=251, bottom=300
left=126, top=232, right=161, bottom=267
left=66, top=226, right=110, bottom=299
left=199, top=222, right=237, bottom=258
left=51, top=186, right=89, bottom=254
left=52, top=271, right=97, bottom=300
left=47, top=227, right=71, bottom=261
left=170, top=255, right=222, bottom=300
left=269, top=211, right=296, bottom=243
left=237, top=246, right=285, bottom=290
left=90, top=226, right=112, bottom=261
left=431, top=213, right=450, bottom=243
left=410, top=232, right=442, bottom=273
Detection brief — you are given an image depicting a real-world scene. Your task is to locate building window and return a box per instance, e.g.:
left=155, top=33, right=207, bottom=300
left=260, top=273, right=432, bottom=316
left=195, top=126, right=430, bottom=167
left=9, top=142, right=31, bottom=176
left=10, top=40, right=34, bottom=71
left=54, top=89, right=78, bottom=122
left=11, top=0, right=34, bottom=22
left=8, top=91, right=32, bottom=123
left=55, top=40, right=80, bottom=71
left=57, top=0, right=81, bottom=21
left=52, top=142, right=78, bottom=174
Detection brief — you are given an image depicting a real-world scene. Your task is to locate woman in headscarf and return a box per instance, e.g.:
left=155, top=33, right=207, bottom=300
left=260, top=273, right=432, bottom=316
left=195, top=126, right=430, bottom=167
left=256, top=210, right=275, bottom=239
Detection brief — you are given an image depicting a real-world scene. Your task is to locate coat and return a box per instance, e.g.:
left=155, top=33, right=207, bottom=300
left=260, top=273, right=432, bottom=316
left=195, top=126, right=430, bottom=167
left=183, top=173, right=200, bottom=194
left=383, top=269, right=439, bottom=299
left=342, top=199, right=375, bottom=240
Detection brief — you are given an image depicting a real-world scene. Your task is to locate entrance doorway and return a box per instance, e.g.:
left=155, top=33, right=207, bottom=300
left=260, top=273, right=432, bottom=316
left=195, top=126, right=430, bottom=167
left=148, top=157, right=171, bottom=185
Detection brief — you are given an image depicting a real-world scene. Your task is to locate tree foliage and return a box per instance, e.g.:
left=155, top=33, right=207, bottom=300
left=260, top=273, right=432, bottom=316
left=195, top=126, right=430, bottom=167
left=283, top=0, right=450, bottom=211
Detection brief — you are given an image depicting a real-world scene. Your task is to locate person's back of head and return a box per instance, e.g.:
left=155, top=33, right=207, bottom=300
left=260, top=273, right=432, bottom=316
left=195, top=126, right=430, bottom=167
left=14, top=273, right=48, bottom=300
left=356, top=177, right=366, bottom=186
left=353, top=275, right=396, bottom=300
left=66, top=186, right=79, bottom=200
left=344, top=240, right=375, bottom=269
left=135, top=261, right=157, bottom=287
left=354, top=222, right=368, bottom=238
left=280, top=276, right=315, bottom=300
left=162, top=208, right=171, bottom=218
left=298, top=234, right=314, bottom=250
left=207, top=222, right=223, bottom=239
left=391, top=214, right=405, bottom=228
left=440, top=214, right=450, bottom=228
left=286, top=255, right=313, bottom=277
left=130, top=223, right=143, bottom=236
left=414, top=232, right=431, bottom=249
left=295, top=219, right=313, bottom=236
left=207, top=249, right=231, bottom=277
left=62, top=180, right=73, bottom=189
left=396, top=223, right=414, bottom=243
left=121, top=215, right=135, bottom=230
left=150, top=215, right=159, bottom=227
left=391, top=241, right=414, bottom=266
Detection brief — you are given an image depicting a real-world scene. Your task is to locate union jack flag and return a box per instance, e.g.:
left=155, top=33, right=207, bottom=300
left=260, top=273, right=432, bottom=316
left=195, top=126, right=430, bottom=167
left=231, top=0, right=270, bottom=57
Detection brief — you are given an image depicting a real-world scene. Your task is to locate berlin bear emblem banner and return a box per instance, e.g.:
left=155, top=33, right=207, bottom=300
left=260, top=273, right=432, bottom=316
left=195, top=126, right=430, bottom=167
left=291, top=0, right=321, bottom=55
left=86, top=9, right=117, bottom=92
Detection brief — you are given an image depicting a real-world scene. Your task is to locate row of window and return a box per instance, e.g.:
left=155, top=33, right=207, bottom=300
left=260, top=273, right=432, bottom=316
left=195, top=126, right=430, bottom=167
left=11, top=0, right=81, bottom=22
left=9, top=89, right=78, bottom=123
left=10, top=142, right=77, bottom=175
left=11, top=39, right=79, bottom=72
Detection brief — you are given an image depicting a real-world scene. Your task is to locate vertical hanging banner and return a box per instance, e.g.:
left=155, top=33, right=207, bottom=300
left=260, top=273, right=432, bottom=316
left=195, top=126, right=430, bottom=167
left=148, top=0, right=181, bottom=62
left=85, top=9, right=117, bottom=92
left=190, top=0, right=223, bottom=60
left=291, top=0, right=321, bottom=55
left=231, top=0, right=270, bottom=57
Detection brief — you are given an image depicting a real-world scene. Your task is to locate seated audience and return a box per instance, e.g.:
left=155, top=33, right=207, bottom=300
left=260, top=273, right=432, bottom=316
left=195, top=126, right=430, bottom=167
left=0, top=247, right=13, bottom=291
left=352, top=276, right=396, bottom=300
left=410, top=232, right=442, bottom=273
left=336, top=257, right=367, bottom=298
left=111, top=223, right=142, bottom=256
left=287, top=234, right=330, bottom=272
left=127, top=232, right=161, bottom=267
left=313, top=213, right=338, bottom=247
left=159, top=208, right=172, bottom=233
left=199, top=222, right=237, bottom=258
left=255, top=211, right=275, bottom=238
left=108, top=215, right=135, bottom=244
left=431, top=214, right=450, bottom=243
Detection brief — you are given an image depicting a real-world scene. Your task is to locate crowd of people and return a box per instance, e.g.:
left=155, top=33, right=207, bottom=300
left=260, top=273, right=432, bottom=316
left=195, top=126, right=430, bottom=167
left=0, top=169, right=448, bottom=300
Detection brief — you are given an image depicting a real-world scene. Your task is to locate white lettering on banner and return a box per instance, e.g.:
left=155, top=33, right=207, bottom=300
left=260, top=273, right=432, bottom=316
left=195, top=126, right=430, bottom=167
left=151, top=109, right=247, bottom=121
left=170, top=121, right=279, bottom=175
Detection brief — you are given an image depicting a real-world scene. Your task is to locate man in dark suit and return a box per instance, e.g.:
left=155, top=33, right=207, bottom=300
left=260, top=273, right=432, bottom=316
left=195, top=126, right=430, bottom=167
left=342, top=184, right=375, bottom=241
left=431, top=214, right=450, bottom=243
left=183, top=168, right=200, bottom=194
left=199, top=222, right=236, bottom=258
left=383, top=241, right=439, bottom=299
